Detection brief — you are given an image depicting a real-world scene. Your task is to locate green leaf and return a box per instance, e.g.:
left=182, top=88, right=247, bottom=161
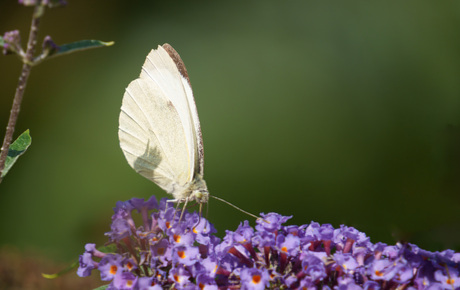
left=52, top=39, right=114, bottom=58
left=1, top=130, right=32, bottom=178
left=42, top=260, right=78, bottom=279
left=0, top=36, right=4, bottom=47
left=93, top=285, right=109, bottom=290
left=98, top=244, right=118, bottom=254
left=42, top=244, right=117, bottom=279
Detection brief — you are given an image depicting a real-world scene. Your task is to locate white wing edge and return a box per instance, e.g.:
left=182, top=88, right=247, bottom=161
left=161, top=44, right=205, bottom=176
left=139, top=45, right=198, bottom=183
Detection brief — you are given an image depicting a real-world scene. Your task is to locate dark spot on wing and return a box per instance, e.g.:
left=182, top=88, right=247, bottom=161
left=162, top=43, right=192, bottom=87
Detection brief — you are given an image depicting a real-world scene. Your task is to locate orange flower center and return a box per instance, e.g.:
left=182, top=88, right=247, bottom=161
left=126, top=261, right=133, bottom=270
left=174, top=234, right=181, bottom=243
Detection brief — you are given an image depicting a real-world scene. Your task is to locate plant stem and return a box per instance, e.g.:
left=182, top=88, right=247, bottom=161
left=0, top=5, right=44, bottom=183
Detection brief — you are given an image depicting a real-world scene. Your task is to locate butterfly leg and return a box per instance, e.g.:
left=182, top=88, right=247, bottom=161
left=178, top=198, right=189, bottom=223
left=171, top=200, right=182, bottom=222
left=192, top=203, right=203, bottom=231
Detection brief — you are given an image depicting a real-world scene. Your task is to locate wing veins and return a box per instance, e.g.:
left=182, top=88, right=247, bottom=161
left=143, top=54, right=197, bottom=178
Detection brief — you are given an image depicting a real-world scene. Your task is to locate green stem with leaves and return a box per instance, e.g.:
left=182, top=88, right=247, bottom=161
left=0, top=5, right=44, bottom=183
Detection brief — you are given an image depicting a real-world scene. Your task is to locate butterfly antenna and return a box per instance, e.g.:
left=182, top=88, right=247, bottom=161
left=210, top=195, right=269, bottom=223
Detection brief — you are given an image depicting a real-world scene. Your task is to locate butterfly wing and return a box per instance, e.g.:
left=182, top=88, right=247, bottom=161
left=160, top=44, right=205, bottom=176
left=118, top=44, right=202, bottom=197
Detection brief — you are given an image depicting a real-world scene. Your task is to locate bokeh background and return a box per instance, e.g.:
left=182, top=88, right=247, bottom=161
left=1, top=0, right=460, bottom=287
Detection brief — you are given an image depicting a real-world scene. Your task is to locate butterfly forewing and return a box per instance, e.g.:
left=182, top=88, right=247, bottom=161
left=119, top=73, right=192, bottom=195
left=161, top=44, right=205, bottom=177
left=119, top=44, right=207, bottom=201
left=139, top=46, right=197, bottom=180
left=119, top=80, right=180, bottom=184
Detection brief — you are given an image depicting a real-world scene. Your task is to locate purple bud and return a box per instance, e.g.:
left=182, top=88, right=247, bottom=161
left=42, top=35, right=58, bottom=56
left=19, top=0, right=67, bottom=7
left=18, top=0, right=38, bottom=6
left=2, top=30, right=21, bottom=55
left=77, top=253, right=98, bottom=277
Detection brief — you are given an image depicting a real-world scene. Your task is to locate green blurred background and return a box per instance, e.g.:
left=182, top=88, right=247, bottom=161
left=1, top=0, right=460, bottom=270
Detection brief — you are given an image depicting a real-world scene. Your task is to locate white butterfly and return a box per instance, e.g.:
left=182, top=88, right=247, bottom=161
left=119, top=44, right=262, bottom=221
left=118, top=44, right=208, bottom=206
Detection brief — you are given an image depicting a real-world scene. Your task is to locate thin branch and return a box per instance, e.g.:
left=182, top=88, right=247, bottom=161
left=0, top=4, right=44, bottom=183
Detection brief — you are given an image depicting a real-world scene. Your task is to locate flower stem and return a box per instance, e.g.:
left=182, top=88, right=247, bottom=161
left=0, top=4, right=44, bottom=183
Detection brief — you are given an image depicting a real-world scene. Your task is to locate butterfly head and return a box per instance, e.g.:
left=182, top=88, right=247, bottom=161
left=190, top=174, right=209, bottom=204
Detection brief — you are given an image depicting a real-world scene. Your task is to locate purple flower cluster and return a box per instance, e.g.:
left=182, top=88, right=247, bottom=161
left=2, top=30, right=22, bottom=55
left=78, top=196, right=460, bottom=289
left=2, top=30, right=56, bottom=58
